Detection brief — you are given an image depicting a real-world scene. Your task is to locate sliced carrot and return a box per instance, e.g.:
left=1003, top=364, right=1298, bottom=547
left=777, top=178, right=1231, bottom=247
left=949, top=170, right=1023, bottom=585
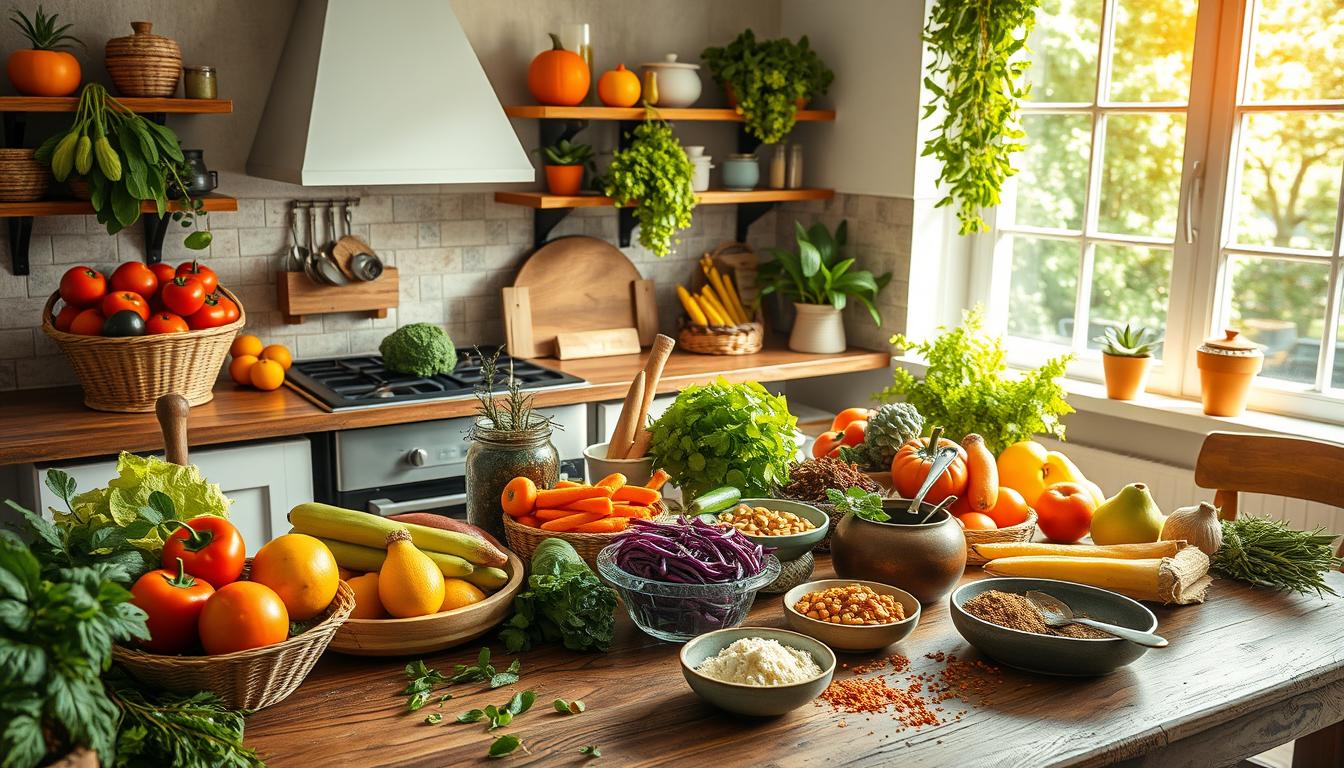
left=561, top=497, right=614, bottom=516
left=612, top=485, right=660, bottom=505
left=610, top=504, right=652, bottom=518
left=573, top=517, right=630, bottom=533
left=556, top=480, right=583, bottom=488
left=501, top=476, right=538, bottom=517
left=595, top=472, right=627, bottom=492
left=515, top=515, right=541, bottom=528
left=645, top=468, right=670, bottom=491
left=535, top=486, right=612, bottom=508
left=540, top=512, right=606, bottom=532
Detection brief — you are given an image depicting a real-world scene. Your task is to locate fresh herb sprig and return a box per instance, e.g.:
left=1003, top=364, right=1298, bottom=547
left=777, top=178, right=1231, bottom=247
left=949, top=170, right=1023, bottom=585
left=472, top=348, right=557, bottom=436
left=489, top=734, right=525, bottom=758
left=1212, top=516, right=1343, bottom=597
left=826, top=486, right=888, bottom=523
left=109, top=677, right=266, bottom=768
left=580, top=745, right=602, bottom=758
left=456, top=691, right=536, bottom=730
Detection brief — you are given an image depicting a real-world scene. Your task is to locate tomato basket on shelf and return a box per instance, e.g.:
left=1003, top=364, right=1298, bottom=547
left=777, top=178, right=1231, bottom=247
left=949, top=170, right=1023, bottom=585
left=40, top=286, right=244, bottom=412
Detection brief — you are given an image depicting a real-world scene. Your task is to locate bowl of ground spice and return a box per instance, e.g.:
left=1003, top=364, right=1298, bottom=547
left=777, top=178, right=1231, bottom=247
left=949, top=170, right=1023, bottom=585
left=783, top=579, right=921, bottom=651
left=950, top=578, right=1159, bottom=676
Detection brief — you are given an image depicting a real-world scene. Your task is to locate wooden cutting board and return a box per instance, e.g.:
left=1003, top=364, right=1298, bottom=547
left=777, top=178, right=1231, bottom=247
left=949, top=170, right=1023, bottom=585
left=503, top=236, right=657, bottom=358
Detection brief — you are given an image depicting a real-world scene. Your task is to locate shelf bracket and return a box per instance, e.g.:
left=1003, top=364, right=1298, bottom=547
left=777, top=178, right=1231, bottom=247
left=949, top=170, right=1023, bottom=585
left=539, top=118, right=588, bottom=146
left=617, top=208, right=637, bottom=248
left=735, top=202, right=775, bottom=243
left=3, top=111, right=24, bottom=147
left=142, top=214, right=171, bottom=264
left=7, top=216, right=32, bottom=276
left=532, top=207, right=573, bottom=249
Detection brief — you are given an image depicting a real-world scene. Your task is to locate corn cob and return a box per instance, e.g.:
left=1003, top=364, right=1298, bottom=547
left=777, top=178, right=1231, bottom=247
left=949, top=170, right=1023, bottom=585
left=698, top=287, right=732, bottom=326
left=721, top=273, right=752, bottom=323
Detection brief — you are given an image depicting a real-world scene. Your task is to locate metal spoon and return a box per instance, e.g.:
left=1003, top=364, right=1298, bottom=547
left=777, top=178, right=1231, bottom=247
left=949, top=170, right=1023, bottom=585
left=1025, top=590, right=1169, bottom=648
left=912, top=446, right=961, bottom=523
left=286, top=205, right=308, bottom=271
left=303, top=204, right=324, bottom=284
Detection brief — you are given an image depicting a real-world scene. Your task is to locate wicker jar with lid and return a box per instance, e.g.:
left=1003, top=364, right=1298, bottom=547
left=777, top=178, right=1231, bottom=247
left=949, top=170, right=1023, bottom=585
left=105, top=21, right=181, bottom=97
left=0, top=148, right=50, bottom=202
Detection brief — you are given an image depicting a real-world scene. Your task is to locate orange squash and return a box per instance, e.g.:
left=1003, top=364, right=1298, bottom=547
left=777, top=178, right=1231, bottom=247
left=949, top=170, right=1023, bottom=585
left=7, top=50, right=81, bottom=96
left=598, top=64, right=641, bottom=107
left=891, top=427, right=969, bottom=504
left=528, top=33, right=589, bottom=106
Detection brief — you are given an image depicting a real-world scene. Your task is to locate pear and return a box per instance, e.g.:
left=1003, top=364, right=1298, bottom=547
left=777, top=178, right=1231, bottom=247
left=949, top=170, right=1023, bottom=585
left=1090, top=483, right=1165, bottom=545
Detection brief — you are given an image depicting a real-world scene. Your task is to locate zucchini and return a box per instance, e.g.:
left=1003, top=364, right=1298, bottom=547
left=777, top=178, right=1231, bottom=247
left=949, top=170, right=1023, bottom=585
left=462, top=565, right=509, bottom=591
left=318, top=537, right=474, bottom=579
left=290, top=502, right=507, bottom=567
left=687, top=486, right=741, bottom=516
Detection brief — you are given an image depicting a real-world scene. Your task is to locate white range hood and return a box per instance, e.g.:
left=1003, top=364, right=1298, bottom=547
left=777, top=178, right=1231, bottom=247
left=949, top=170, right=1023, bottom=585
left=247, top=0, right=532, bottom=186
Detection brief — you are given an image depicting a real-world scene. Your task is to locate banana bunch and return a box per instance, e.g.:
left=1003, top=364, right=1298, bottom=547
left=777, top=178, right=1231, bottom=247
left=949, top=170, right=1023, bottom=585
left=676, top=254, right=754, bottom=327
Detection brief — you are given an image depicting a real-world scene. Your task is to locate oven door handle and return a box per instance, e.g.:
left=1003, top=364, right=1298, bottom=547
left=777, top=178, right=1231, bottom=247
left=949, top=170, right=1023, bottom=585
left=367, top=493, right=469, bottom=517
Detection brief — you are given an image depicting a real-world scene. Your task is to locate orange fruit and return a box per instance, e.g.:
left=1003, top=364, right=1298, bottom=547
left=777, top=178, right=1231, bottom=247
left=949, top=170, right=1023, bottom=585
left=230, top=334, right=263, bottom=358
left=249, top=358, right=286, bottom=390
left=984, top=486, right=1031, bottom=528
left=440, top=578, right=486, bottom=612
left=229, top=354, right=258, bottom=385
left=260, top=343, right=292, bottom=370
left=956, top=512, right=999, bottom=531
left=346, top=572, right=386, bottom=619
left=249, top=533, right=340, bottom=620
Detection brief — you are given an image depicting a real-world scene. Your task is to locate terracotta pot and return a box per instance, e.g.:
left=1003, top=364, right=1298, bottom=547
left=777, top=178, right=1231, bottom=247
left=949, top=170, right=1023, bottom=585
left=544, top=165, right=584, bottom=196
left=1101, top=353, right=1151, bottom=400
left=1196, top=329, right=1264, bottom=417
left=830, top=499, right=968, bottom=604
left=788, top=302, right=845, bottom=354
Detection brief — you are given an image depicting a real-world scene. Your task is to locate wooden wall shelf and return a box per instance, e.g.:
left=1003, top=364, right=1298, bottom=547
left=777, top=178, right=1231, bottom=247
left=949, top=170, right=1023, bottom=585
left=277, top=268, right=400, bottom=324
left=504, top=105, right=834, bottom=122
left=0, top=193, right=238, bottom=218
left=0, top=97, right=233, bottom=114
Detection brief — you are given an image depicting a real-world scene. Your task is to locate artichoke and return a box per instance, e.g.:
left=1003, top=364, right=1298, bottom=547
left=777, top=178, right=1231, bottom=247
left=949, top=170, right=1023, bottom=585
left=856, top=402, right=924, bottom=470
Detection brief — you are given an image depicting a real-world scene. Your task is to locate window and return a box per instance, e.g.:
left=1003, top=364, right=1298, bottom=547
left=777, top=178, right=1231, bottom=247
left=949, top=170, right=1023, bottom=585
left=977, top=0, right=1344, bottom=420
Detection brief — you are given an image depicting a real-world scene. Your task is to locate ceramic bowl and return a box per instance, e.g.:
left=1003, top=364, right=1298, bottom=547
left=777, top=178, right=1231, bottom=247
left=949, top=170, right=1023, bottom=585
left=680, top=626, right=836, bottom=716
left=782, top=578, right=921, bottom=652
left=949, top=577, right=1159, bottom=676
left=702, top=498, right=828, bottom=561
left=831, top=498, right=968, bottom=604
left=583, top=441, right=654, bottom=486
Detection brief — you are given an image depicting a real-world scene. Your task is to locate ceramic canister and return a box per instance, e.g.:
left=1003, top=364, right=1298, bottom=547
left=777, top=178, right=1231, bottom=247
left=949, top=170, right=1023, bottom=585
left=722, top=154, right=759, bottom=190
left=1196, top=329, right=1264, bottom=416
left=639, top=54, right=701, bottom=107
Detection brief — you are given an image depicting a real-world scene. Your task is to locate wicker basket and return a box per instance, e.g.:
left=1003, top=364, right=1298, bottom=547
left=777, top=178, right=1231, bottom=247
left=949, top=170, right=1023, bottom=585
left=678, top=320, right=764, bottom=355
left=113, top=578, right=354, bottom=710
left=504, top=507, right=669, bottom=571
left=105, top=21, right=181, bottom=97
left=42, top=286, right=243, bottom=412
left=963, top=510, right=1038, bottom=565
left=0, top=148, right=50, bottom=202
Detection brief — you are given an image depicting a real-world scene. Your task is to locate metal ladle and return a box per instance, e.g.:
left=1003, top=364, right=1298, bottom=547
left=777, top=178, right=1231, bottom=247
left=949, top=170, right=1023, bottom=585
left=912, top=445, right=962, bottom=523
left=286, top=205, right=308, bottom=271
left=1025, top=590, right=1169, bottom=648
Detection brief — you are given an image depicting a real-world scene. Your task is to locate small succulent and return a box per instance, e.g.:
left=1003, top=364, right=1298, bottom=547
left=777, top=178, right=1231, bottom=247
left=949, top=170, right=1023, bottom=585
left=1095, top=323, right=1162, bottom=357
left=536, top=138, right=594, bottom=167
left=10, top=5, right=83, bottom=50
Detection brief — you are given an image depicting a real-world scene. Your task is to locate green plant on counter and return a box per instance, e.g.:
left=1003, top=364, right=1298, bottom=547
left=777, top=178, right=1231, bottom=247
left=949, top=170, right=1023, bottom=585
left=922, top=0, right=1039, bottom=234
left=648, top=377, right=797, bottom=498
left=600, top=119, right=696, bottom=257
left=34, top=83, right=211, bottom=249
left=757, top=220, right=892, bottom=324
left=826, top=486, right=889, bottom=523
left=9, top=5, right=83, bottom=50
left=879, top=307, right=1072, bottom=455
left=1096, top=323, right=1163, bottom=357
left=702, top=29, right=833, bottom=144
left=536, top=138, right=594, bottom=167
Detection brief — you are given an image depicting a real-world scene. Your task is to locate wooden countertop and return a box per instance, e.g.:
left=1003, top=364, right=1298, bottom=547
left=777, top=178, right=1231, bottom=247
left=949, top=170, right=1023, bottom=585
left=244, top=558, right=1344, bottom=767
left=0, top=343, right=889, bottom=466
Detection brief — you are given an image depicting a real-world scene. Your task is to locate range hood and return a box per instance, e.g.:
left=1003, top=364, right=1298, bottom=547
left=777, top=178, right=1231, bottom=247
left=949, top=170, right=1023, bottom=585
left=247, top=0, right=532, bottom=186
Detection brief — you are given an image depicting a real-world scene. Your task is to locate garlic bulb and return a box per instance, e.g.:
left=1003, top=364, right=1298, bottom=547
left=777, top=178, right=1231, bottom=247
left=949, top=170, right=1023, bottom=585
left=1160, top=501, right=1223, bottom=555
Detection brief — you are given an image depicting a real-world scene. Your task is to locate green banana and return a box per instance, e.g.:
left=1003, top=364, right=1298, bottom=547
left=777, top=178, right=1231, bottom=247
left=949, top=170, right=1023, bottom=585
left=74, top=135, right=92, bottom=175
left=94, top=136, right=121, bottom=181
left=50, top=131, right=78, bottom=181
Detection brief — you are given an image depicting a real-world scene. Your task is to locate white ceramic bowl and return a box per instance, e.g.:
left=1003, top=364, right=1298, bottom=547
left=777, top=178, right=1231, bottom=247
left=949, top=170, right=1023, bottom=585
left=680, top=627, right=836, bottom=716
left=583, top=441, right=654, bottom=486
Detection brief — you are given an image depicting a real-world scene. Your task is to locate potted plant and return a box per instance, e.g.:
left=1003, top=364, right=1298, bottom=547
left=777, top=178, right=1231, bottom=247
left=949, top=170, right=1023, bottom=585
left=701, top=30, right=833, bottom=145
left=1095, top=323, right=1162, bottom=400
left=7, top=5, right=83, bottom=96
left=536, top=138, right=593, bottom=196
left=600, top=119, right=695, bottom=257
left=757, top=219, right=891, bottom=354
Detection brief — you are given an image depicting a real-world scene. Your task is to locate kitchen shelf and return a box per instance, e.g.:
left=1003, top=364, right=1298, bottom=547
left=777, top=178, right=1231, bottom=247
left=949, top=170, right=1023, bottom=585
left=503, top=105, right=834, bottom=122
left=0, top=97, right=233, bottom=114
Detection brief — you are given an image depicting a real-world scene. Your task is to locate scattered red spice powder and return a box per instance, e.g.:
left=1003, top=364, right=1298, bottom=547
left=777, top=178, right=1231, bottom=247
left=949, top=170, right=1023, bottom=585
left=818, top=650, right=1002, bottom=731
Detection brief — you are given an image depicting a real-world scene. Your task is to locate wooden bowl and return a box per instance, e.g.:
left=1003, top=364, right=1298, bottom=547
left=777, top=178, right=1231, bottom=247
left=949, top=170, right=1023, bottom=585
left=327, top=551, right=525, bottom=656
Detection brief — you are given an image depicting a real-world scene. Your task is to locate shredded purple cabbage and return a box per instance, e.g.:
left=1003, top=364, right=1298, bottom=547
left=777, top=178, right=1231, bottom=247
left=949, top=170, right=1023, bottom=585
left=609, top=517, right=772, bottom=583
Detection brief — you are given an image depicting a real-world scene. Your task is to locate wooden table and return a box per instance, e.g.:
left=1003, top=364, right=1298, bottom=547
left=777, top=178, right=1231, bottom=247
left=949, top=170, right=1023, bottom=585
left=245, top=558, right=1344, bottom=767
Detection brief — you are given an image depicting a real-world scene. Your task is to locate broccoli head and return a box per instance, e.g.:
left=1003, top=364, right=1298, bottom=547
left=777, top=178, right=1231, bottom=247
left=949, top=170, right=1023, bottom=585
left=379, top=323, right=457, bottom=377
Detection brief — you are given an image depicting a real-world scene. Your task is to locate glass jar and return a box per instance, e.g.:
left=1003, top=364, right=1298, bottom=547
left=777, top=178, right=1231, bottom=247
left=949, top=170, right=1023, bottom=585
left=768, top=144, right=787, bottom=189
left=183, top=66, right=216, bottom=99
left=465, top=421, right=559, bottom=542
left=786, top=143, right=805, bottom=188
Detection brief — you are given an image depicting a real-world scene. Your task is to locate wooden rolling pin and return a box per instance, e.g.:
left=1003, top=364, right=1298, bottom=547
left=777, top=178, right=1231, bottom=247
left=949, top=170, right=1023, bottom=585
left=156, top=392, right=191, bottom=466
left=606, top=371, right=645, bottom=459
left=625, top=334, right=676, bottom=459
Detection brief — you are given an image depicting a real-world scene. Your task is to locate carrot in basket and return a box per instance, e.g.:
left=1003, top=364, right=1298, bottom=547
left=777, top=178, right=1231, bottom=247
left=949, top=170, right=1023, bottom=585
left=595, top=473, right=627, bottom=492
left=610, top=504, right=652, bottom=519
left=540, top=512, right=606, bottom=532
left=535, top=507, right=581, bottom=522
left=613, top=485, right=660, bottom=505
left=561, top=497, right=614, bottom=516
left=573, top=517, right=630, bottom=533
left=516, top=515, right=541, bottom=528
left=645, top=469, right=670, bottom=491
left=555, top=480, right=583, bottom=488
left=535, top=485, right=612, bottom=508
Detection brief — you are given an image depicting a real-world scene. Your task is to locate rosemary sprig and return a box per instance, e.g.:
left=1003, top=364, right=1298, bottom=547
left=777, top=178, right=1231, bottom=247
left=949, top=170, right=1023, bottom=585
left=1211, top=516, right=1343, bottom=597
left=470, top=348, right=558, bottom=434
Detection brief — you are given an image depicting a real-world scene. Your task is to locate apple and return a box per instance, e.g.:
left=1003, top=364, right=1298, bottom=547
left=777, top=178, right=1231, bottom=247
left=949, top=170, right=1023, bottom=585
left=996, top=441, right=1104, bottom=507
left=1035, top=482, right=1097, bottom=543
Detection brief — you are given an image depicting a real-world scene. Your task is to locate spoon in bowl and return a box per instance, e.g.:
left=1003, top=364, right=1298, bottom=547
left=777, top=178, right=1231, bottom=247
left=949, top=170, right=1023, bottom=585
left=912, top=446, right=961, bottom=523
left=1025, top=590, right=1168, bottom=648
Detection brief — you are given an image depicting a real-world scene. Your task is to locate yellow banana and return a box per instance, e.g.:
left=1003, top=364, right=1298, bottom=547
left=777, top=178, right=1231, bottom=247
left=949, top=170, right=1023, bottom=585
left=699, top=287, right=732, bottom=326
left=707, top=266, right=746, bottom=324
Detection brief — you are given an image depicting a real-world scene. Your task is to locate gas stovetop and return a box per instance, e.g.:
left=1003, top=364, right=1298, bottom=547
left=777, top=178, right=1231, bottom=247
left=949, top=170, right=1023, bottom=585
left=285, top=347, right=586, bottom=411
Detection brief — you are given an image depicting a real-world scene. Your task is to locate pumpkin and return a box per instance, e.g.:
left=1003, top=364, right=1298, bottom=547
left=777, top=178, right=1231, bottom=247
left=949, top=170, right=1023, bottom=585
left=891, top=427, right=969, bottom=504
left=527, top=33, right=590, bottom=106
left=7, top=50, right=81, bottom=96
left=598, top=63, right=641, bottom=107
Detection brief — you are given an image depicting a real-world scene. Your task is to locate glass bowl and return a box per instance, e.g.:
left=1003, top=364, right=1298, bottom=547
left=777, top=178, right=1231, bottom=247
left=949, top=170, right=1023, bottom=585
left=596, top=546, right=781, bottom=642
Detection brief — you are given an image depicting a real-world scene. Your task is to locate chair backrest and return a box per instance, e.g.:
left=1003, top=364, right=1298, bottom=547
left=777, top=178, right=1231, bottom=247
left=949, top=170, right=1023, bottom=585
left=1194, top=431, right=1344, bottom=520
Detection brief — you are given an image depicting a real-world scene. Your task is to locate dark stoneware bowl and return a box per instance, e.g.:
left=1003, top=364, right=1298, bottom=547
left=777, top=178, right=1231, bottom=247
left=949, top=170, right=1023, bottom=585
left=830, top=499, right=968, bottom=604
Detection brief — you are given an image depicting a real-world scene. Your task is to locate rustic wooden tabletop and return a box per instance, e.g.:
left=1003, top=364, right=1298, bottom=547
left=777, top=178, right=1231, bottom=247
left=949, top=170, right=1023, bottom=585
left=244, top=557, right=1344, bottom=767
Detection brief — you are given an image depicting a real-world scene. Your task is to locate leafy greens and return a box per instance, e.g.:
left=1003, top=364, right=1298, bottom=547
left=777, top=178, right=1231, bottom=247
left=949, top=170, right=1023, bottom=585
left=499, top=539, right=615, bottom=653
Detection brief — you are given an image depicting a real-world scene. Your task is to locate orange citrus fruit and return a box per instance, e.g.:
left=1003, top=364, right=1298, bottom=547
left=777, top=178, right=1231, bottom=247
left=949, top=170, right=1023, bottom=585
left=230, top=334, right=263, bottom=358
left=249, top=533, right=339, bottom=620
left=260, top=343, right=293, bottom=370
left=249, top=358, right=286, bottom=390
left=346, top=572, right=386, bottom=619
left=956, top=512, right=999, bottom=531
left=229, top=354, right=258, bottom=385
left=440, top=578, right=486, bottom=612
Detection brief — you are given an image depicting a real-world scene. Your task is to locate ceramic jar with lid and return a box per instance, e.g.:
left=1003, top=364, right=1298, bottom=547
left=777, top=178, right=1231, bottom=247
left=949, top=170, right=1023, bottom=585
left=1196, top=329, right=1264, bottom=416
left=640, top=54, right=701, bottom=108
left=685, top=146, right=712, bottom=192
left=722, top=153, right=759, bottom=190
left=105, top=21, right=182, bottom=97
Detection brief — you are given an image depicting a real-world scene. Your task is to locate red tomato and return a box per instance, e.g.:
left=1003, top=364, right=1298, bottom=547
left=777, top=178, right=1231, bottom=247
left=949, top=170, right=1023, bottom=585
left=1035, top=482, right=1097, bottom=543
left=69, top=308, right=105, bottom=335
left=199, top=581, right=289, bottom=655
left=812, top=430, right=844, bottom=459
left=130, top=557, right=215, bottom=654
left=188, top=293, right=231, bottom=330
left=145, top=311, right=189, bottom=334
left=110, top=261, right=158, bottom=298
left=148, top=261, right=176, bottom=286
left=53, top=303, right=80, bottom=332
left=161, top=276, right=206, bottom=316
left=100, top=291, right=150, bottom=322
left=58, top=266, right=106, bottom=307
left=176, top=259, right=219, bottom=294
left=830, top=407, right=872, bottom=433
left=216, top=292, right=240, bottom=324
left=840, top=420, right=867, bottom=447
left=162, top=516, right=246, bottom=588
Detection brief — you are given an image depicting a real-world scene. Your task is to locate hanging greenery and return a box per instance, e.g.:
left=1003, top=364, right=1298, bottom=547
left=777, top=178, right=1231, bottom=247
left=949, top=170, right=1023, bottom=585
left=922, top=0, right=1039, bottom=235
left=601, top=120, right=696, bottom=257
left=702, top=30, right=833, bottom=145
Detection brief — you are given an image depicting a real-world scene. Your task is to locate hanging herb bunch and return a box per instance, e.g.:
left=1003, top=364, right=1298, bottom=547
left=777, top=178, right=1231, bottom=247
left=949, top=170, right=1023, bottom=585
left=600, top=119, right=696, bottom=258
left=922, top=0, right=1039, bottom=235
left=35, top=83, right=211, bottom=250
left=702, top=30, right=832, bottom=145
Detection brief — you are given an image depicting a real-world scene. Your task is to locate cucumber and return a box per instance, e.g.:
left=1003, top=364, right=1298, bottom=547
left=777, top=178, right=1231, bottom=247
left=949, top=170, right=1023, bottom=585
left=318, top=537, right=474, bottom=579
left=687, top=486, right=741, bottom=516
left=289, top=502, right=507, bottom=567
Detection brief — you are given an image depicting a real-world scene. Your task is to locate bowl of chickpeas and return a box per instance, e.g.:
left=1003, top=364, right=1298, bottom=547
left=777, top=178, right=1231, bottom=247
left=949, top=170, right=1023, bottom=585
left=707, top=499, right=829, bottom=561
left=782, top=579, right=921, bottom=651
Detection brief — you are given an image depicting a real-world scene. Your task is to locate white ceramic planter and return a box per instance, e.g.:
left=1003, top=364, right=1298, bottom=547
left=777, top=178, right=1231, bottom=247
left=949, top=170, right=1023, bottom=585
left=788, top=302, right=846, bottom=354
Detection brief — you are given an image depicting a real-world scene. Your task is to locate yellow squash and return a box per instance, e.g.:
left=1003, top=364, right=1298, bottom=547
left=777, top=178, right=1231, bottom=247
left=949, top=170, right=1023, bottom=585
left=378, top=530, right=446, bottom=618
left=316, top=536, right=473, bottom=579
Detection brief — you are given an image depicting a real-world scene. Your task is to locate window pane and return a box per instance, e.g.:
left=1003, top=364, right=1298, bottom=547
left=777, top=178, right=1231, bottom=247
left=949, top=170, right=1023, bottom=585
left=1024, top=0, right=1101, bottom=102
left=1007, top=236, right=1079, bottom=344
left=1087, top=244, right=1172, bottom=358
left=1096, top=113, right=1187, bottom=238
left=1246, top=0, right=1344, bottom=102
left=1107, top=0, right=1198, bottom=103
left=1230, top=112, right=1344, bottom=252
left=1226, top=256, right=1330, bottom=384
left=1333, top=290, right=1344, bottom=390
left=1012, top=114, right=1091, bottom=230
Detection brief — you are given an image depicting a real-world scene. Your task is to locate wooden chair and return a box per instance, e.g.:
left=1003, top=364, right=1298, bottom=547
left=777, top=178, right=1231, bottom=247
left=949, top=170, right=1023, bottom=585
left=1195, top=431, right=1344, bottom=768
